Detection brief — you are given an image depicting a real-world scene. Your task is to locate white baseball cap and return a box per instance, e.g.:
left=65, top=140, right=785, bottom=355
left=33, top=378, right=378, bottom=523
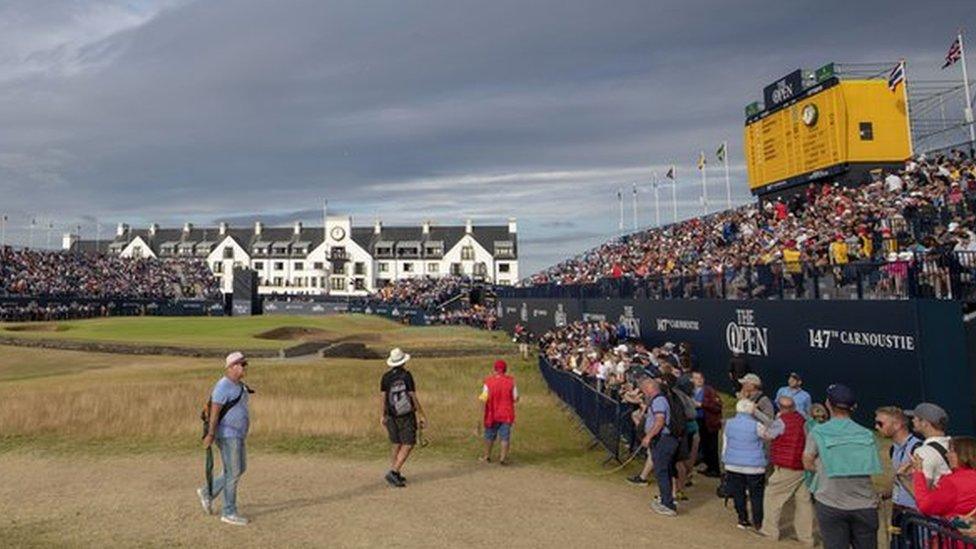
left=225, top=351, right=247, bottom=368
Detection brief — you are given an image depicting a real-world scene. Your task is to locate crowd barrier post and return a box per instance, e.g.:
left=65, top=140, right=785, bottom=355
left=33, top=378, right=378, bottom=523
left=892, top=510, right=976, bottom=548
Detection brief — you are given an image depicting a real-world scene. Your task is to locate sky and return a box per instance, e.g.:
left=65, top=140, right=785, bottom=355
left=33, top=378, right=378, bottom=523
left=1, top=0, right=975, bottom=274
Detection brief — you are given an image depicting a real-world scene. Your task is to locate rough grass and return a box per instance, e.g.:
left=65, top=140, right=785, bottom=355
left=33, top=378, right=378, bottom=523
left=0, top=314, right=514, bottom=354
left=0, top=329, right=605, bottom=474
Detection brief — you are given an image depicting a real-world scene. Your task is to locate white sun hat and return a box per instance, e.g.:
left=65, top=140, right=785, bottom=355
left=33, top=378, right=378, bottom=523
left=386, top=347, right=411, bottom=368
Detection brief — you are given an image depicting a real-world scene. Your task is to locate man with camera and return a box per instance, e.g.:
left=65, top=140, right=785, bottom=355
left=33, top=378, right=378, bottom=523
left=380, top=348, right=428, bottom=487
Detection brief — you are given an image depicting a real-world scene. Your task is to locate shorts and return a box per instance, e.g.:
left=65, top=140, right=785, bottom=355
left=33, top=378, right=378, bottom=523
left=386, top=414, right=417, bottom=445
left=484, top=422, right=513, bottom=441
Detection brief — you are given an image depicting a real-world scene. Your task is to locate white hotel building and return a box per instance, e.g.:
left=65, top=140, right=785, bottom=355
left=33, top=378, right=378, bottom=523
left=63, top=216, right=519, bottom=296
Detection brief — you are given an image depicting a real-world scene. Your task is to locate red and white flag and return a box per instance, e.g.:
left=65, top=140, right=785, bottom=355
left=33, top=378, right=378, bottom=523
left=943, top=37, right=962, bottom=69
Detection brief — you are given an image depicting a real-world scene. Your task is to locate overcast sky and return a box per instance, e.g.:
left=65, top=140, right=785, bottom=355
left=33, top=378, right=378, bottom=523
left=1, top=1, right=974, bottom=273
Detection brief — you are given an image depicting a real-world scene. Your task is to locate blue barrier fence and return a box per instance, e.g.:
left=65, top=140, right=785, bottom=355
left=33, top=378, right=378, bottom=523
left=893, top=510, right=976, bottom=548
left=538, top=356, right=631, bottom=463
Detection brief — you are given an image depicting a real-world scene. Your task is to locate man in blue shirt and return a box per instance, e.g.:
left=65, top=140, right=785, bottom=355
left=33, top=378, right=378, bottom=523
left=775, top=372, right=812, bottom=419
left=198, top=352, right=252, bottom=526
left=640, top=378, right=679, bottom=517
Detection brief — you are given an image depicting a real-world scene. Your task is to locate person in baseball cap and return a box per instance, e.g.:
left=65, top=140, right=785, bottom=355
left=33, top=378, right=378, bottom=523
left=737, top=373, right=774, bottom=422
left=905, top=403, right=951, bottom=487
left=480, top=359, right=519, bottom=465
left=803, top=383, right=882, bottom=547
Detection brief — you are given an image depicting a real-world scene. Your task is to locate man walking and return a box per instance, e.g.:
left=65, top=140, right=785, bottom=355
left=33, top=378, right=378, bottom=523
left=760, top=396, right=814, bottom=545
left=380, top=348, right=427, bottom=487
left=479, top=359, right=519, bottom=464
left=803, top=384, right=881, bottom=548
left=198, top=351, right=253, bottom=526
left=775, top=372, right=812, bottom=418
left=640, top=378, right=680, bottom=517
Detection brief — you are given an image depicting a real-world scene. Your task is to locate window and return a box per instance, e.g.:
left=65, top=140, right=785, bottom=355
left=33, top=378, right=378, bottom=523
left=274, top=262, right=284, bottom=271
left=162, top=245, right=175, bottom=255
left=859, top=122, right=874, bottom=141
left=273, top=277, right=283, bottom=286
left=293, top=247, right=305, bottom=255
left=132, top=246, right=143, bottom=259
left=253, top=246, right=266, bottom=255
left=354, top=278, right=365, bottom=290
left=253, top=261, right=264, bottom=270
left=273, top=246, right=288, bottom=255
left=294, top=262, right=304, bottom=271
left=313, top=262, right=324, bottom=270
left=378, top=262, right=389, bottom=273
left=354, top=262, right=365, bottom=275
left=425, top=246, right=443, bottom=256
left=223, top=246, right=234, bottom=259
left=461, top=245, right=475, bottom=260
left=375, top=246, right=393, bottom=257
left=427, top=262, right=439, bottom=273
left=451, top=263, right=462, bottom=275
left=499, top=263, right=510, bottom=273
left=495, top=242, right=514, bottom=257
left=330, top=277, right=346, bottom=291
left=213, top=262, right=223, bottom=273
left=403, top=263, right=414, bottom=273
left=311, top=277, right=318, bottom=288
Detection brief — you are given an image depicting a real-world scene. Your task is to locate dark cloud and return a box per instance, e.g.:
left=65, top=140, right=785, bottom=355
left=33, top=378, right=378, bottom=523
left=1, top=0, right=973, bottom=273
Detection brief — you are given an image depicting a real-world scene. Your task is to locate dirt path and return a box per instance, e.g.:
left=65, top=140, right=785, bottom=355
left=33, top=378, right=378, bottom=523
left=0, top=453, right=800, bottom=548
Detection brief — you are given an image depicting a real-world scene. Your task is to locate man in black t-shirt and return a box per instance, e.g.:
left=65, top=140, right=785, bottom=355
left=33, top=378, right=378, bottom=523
left=380, top=348, right=427, bottom=487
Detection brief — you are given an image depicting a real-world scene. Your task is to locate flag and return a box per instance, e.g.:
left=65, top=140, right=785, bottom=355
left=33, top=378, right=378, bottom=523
left=716, top=142, right=726, bottom=163
left=697, top=151, right=706, bottom=170
left=665, top=166, right=675, bottom=180
left=943, top=37, right=962, bottom=69
left=887, top=61, right=905, bottom=92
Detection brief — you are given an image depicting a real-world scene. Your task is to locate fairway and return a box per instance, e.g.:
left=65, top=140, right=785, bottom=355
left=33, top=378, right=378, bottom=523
left=0, top=314, right=514, bottom=354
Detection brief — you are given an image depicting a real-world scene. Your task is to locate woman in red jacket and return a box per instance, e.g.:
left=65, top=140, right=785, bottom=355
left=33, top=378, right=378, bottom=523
left=913, top=436, right=976, bottom=520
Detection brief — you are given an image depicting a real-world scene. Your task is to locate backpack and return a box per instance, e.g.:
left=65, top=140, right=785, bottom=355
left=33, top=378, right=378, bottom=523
left=386, top=371, right=415, bottom=417
left=199, top=383, right=250, bottom=438
left=652, top=389, right=688, bottom=438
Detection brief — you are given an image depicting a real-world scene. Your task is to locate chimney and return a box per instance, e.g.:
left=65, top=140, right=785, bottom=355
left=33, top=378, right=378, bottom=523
left=116, top=223, right=129, bottom=237
left=219, top=222, right=228, bottom=236
left=62, top=232, right=78, bottom=251
left=254, top=221, right=263, bottom=236
left=465, top=218, right=473, bottom=234
left=422, top=220, right=430, bottom=235
left=182, top=222, right=193, bottom=234
left=508, top=217, right=517, bottom=234
left=373, top=219, right=382, bottom=235
left=148, top=223, right=159, bottom=236
left=293, top=221, right=302, bottom=235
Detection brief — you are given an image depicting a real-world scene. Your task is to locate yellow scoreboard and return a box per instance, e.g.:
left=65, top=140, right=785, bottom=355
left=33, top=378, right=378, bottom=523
left=744, top=78, right=912, bottom=194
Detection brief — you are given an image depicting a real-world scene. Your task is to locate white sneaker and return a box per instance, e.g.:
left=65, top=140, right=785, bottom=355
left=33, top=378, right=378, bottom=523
left=196, top=487, right=213, bottom=515
left=220, top=514, right=249, bottom=526
left=650, top=501, right=677, bottom=517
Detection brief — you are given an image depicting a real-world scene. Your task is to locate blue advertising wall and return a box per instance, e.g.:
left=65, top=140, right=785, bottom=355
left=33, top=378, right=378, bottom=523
left=498, top=297, right=975, bottom=434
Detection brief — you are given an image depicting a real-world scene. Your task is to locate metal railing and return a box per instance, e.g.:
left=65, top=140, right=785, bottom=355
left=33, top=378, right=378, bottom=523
left=538, top=356, right=633, bottom=464
left=893, top=510, right=976, bottom=548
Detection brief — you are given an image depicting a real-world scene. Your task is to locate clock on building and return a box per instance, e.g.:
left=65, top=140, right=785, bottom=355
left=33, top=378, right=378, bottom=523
left=330, top=227, right=346, bottom=241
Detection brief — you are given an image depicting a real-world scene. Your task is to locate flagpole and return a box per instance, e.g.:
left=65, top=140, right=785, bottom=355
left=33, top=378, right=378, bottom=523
left=902, top=60, right=915, bottom=157
left=617, top=188, right=624, bottom=233
left=671, top=164, right=678, bottom=223
left=653, top=174, right=661, bottom=227
left=29, top=218, right=36, bottom=249
left=723, top=141, right=732, bottom=210
left=958, top=30, right=976, bottom=145
left=632, top=183, right=638, bottom=230
left=700, top=152, right=709, bottom=215
left=0, top=215, right=5, bottom=248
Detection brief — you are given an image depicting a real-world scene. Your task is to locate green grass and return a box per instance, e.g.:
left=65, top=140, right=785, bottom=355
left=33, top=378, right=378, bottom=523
left=0, top=314, right=513, bottom=354
left=0, top=318, right=610, bottom=476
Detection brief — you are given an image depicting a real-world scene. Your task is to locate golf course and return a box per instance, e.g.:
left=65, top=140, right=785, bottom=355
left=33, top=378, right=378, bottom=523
left=0, top=315, right=791, bottom=547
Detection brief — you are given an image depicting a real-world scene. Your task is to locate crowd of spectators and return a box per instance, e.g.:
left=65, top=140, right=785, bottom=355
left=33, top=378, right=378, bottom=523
left=431, top=305, right=497, bottom=330
left=0, top=302, right=104, bottom=322
left=374, top=276, right=469, bottom=309
left=0, top=247, right=220, bottom=301
left=530, top=152, right=976, bottom=299
left=532, top=320, right=976, bottom=545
